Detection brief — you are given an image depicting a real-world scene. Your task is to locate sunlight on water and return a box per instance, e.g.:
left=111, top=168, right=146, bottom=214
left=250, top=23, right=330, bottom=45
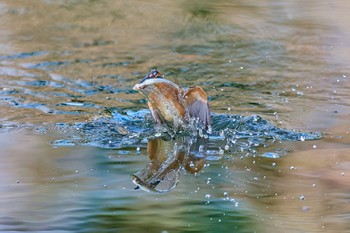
left=1, top=0, right=350, bottom=232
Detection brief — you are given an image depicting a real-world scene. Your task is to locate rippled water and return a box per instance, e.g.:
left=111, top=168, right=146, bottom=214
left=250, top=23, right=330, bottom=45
left=1, top=1, right=350, bottom=232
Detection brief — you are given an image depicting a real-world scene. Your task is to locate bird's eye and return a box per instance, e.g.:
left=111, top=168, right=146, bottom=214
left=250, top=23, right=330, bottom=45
left=139, top=69, right=163, bottom=83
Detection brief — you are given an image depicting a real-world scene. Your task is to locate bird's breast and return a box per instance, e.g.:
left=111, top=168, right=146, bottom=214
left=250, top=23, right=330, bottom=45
left=147, top=83, right=186, bottom=127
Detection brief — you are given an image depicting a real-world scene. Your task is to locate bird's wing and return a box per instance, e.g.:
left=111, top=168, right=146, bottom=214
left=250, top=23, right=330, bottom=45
left=183, top=86, right=210, bottom=128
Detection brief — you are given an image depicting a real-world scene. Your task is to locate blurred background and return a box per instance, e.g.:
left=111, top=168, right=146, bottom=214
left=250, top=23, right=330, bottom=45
left=0, top=0, right=350, bottom=232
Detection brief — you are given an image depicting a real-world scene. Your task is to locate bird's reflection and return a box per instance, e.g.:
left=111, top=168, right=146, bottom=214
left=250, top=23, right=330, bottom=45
left=131, top=136, right=207, bottom=193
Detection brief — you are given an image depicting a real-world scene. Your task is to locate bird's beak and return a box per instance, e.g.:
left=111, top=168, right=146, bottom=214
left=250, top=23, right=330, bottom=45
left=133, top=83, right=142, bottom=91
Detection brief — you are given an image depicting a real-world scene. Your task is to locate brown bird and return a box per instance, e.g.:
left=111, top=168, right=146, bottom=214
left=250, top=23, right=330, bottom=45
left=131, top=137, right=207, bottom=193
left=133, top=69, right=210, bottom=130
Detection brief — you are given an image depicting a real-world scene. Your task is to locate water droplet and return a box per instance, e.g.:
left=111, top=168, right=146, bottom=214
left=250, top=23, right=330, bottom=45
left=198, top=129, right=204, bottom=138
left=199, top=144, right=204, bottom=152
left=206, top=178, right=211, bottom=184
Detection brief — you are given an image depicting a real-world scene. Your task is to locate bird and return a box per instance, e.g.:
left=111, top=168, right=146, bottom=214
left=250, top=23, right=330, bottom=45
left=133, top=69, right=210, bottom=130
left=131, top=137, right=206, bottom=193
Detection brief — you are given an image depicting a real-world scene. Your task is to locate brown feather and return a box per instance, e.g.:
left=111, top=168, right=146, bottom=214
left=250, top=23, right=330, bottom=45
left=147, top=102, right=162, bottom=124
left=134, top=72, right=210, bottom=129
left=146, top=83, right=185, bottom=127
left=183, top=86, right=210, bottom=128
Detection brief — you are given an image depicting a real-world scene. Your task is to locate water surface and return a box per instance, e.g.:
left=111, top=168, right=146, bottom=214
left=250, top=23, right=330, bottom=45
left=1, top=1, right=350, bottom=232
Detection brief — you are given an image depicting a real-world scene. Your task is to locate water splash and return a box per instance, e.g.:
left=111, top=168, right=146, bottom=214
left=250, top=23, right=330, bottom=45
left=210, top=113, right=321, bottom=156
left=50, top=109, right=322, bottom=156
left=51, top=109, right=154, bottom=149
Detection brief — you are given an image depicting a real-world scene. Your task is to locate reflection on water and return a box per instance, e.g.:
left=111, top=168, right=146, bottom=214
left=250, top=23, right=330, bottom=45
left=132, top=137, right=207, bottom=193
left=1, top=0, right=350, bottom=232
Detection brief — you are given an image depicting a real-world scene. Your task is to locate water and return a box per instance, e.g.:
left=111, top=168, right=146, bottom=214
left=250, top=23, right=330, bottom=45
left=1, top=1, right=350, bottom=232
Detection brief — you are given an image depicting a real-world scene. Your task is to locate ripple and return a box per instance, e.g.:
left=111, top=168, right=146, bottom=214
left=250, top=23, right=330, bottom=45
left=0, top=66, right=37, bottom=77
left=0, top=51, right=49, bottom=60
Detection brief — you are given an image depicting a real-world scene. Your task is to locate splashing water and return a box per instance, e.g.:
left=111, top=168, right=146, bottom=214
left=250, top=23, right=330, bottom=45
left=49, top=109, right=322, bottom=157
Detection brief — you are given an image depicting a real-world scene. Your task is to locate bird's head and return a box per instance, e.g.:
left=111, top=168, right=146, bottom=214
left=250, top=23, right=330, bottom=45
left=133, top=69, right=163, bottom=91
left=133, top=69, right=180, bottom=96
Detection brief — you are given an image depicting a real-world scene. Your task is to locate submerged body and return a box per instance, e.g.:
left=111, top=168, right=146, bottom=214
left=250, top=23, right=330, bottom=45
left=133, top=70, right=210, bottom=130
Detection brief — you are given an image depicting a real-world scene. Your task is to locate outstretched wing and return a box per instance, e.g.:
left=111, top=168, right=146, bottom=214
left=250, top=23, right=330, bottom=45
left=183, top=86, right=210, bottom=128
